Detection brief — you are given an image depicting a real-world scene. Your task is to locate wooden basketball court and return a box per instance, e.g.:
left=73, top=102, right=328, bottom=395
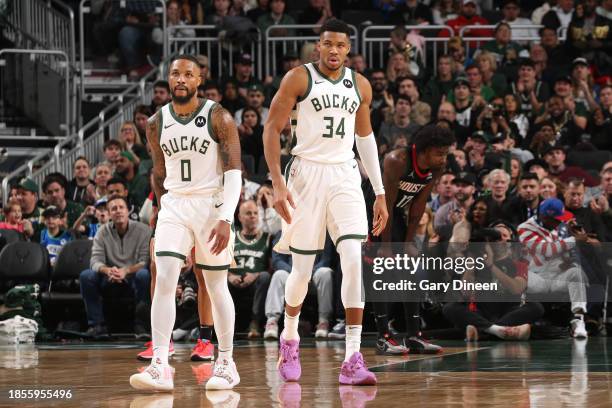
left=1, top=337, right=611, bottom=407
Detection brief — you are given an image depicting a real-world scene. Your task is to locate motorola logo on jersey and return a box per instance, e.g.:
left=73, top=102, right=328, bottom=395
left=195, top=116, right=206, bottom=127
left=343, top=79, right=353, bottom=88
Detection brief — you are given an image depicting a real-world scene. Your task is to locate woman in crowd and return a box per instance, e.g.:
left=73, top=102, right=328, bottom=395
left=118, top=121, right=148, bottom=161
left=67, top=157, right=96, bottom=206
left=238, top=107, right=264, bottom=170
left=93, top=163, right=112, bottom=202
left=475, top=51, right=507, bottom=97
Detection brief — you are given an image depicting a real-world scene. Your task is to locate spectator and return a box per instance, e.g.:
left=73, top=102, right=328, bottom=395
left=540, top=175, right=562, bottom=200
left=114, top=151, right=149, bottom=208
left=569, top=0, right=612, bottom=80
left=542, top=0, right=575, bottom=31
left=238, top=107, right=264, bottom=169
left=40, top=206, right=73, bottom=267
left=0, top=201, right=33, bottom=238
left=16, top=178, right=43, bottom=227
left=247, top=0, right=270, bottom=23
left=542, top=144, right=598, bottom=187
left=434, top=171, right=476, bottom=231
left=386, top=51, right=410, bottom=84
left=196, top=55, right=212, bottom=85
left=448, top=36, right=467, bottom=75
left=67, top=157, right=96, bottom=206
left=509, top=157, right=522, bottom=194
left=133, top=105, right=152, bottom=143
left=571, top=57, right=599, bottom=112
left=539, top=27, right=572, bottom=72
left=93, top=163, right=112, bottom=202
left=423, top=55, right=455, bottom=114
left=229, top=0, right=247, bottom=17
left=103, top=139, right=123, bottom=172
left=378, top=95, right=421, bottom=151
left=453, top=147, right=469, bottom=171
left=529, top=44, right=551, bottom=83
left=255, top=183, right=281, bottom=235
left=229, top=53, right=261, bottom=100
left=73, top=200, right=111, bottom=240
left=256, top=0, right=296, bottom=37
left=228, top=200, right=272, bottom=338
left=450, top=76, right=481, bottom=139
left=551, top=75, right=588, bottom=130
left=42, top=173, right=85, bottom=228
left=107, top=177, right=142, bottom=222
left=585, top=163, right=612, bottom=205
left=116, top=1, right=159, bottom=74
left=503, top=93, right=529, bottom=141
left=298, top=0, right=333, bottom=35
left=149, top=80, right=171, bottom=112
left=118, top=121, right=149, bottom=162
left=241, top=161, right=262, bottom=201
left=534, top=95, right=584, bottom=146
left=397, top=76, right=432, bottom=126
left=524, top=158, right=551, bottom=180
left=501, top=0, right=539, bottom=42
left=502, top=173, right=541, bottom=226
left=151, top=0, right=196, bottom=64
left=80, top=195, right=151, bottom=338
left=264, top=233, right=334, bottom=339
left=432, top=0, right=460, bottom=25
left=429, top=172, right=456, bottom=212
left=368, top=69, right=390, bottom=133
left=532, top=0, right=554, bottom=25
left=234, top=84, right=269, bottom=125
left=589, top=84, right=612, bottom=150
left=481, top=23, right=523, bottom=65
left=518, top=198, right=588, bottom=339
left=586, top=166, right=612, bottom=241
left=510, top=58, right=549, bottom=118
left=264, top=53, right=301, bottom=101
left=390, top=0, right=434, bottom=25
left=475, top=51, right=508, bottom=99
left=201, top=82, right=223, bottom=103
left=443, top=0, right=492, bottom=48
left=204, top=0, right=232, bottom=25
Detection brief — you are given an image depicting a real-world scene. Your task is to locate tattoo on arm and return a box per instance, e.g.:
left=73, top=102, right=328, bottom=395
left=211, top=104, right=241, bottom=172
left=146, top=112, right=167, bottom=204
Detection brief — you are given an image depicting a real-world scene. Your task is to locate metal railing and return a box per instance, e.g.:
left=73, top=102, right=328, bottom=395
left=361, top=25, right=454, bottom=75
left=168, top=25, right=263, bottom=80
left=459, top=24, right=568, bottom=54
left=78, top=0, right=167, bottom=100
left=264, top=24, right=358, bottom=78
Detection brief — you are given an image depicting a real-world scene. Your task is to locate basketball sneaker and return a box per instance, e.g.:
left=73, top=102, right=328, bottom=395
left=571, top=318, right=588, bottom=339
left=375, top=334, right=408, bottom=355
left=137, top=340, right=175, bottom=361
left=191, top=363, right=213, bottom=385
left=129, top=394, right=174, bottom=408
left=278, top=337, right=301, bottom=381
left=465, top=325, right=479, bottom=342
left=339, top=352, right=377, bottom=385
left=277, top=383, right=302, bottom=407
left=264, top=320, right=279, bottom=340
left=191, top=339, right=215, bottom=361
left=247, top=321, right=261, bottom=339
left=129, top=358, right=175, bottom=391
left=315, top=321, right=329, bottom=338
left=405, top=335, right=443, bottom=354
left=338, top=385, right=378, bottom=408
left=501, top=324, right=531, bottom=341
left=205, top=390, right=241, bottom=408
left=205, top=357, right=240, bottom=390
left=328, top=320, right=346, bottom=339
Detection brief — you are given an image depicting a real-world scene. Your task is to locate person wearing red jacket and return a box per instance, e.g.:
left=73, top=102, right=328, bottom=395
left=440, top=0, right=493, bottom=50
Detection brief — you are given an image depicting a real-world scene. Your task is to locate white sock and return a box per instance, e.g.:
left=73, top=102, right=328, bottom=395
left=484, top=325, right=505, bottom=338
left=345, top=325, right=362, bottom=361
left=218, top=348, right=232, bottom=361
left=282, top=311, right=300, bottom=341
left=152, top=346, right=169, bottom=365
left=201, top=268, right=235, bottom=363
left=151, top=256, right=182, bottom=366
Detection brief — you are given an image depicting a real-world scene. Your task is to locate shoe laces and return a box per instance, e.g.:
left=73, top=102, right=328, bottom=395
left=280, top=342, right=299, bottom=363
left=213, top=358, right=234, bottom=383
left=347, top=354, right=365, bottom=372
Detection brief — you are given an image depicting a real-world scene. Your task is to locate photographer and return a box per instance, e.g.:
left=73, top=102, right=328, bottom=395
left=518, top=198, right=589, bottom=339
left=443, top=223, right=544, bottom=341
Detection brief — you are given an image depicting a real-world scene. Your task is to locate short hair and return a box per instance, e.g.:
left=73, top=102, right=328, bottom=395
left=107, top=194, right=129, bottom=208
left=394, top=94, right=412, bottom=106
left=103, top=139, right=122, bottom=150
left=519, top=173, right=539, bottom=183
left=171, top=54, right=201, bottom=67
left=154, top=80, right=170, bottom=92
left=438, top=54, right=452, bottom=63
left=42, top=173, right=68, bottom=192
left=397, top=76, right=417, bottom=87
left=133, top=104, right=152, bottom=119
left=601, top=84, right=612, bottom=93
left=204, top=82, right=221, bottom=92
left=494, top=22, right=511, bottom=33
left=320, top=18, right=351, bottom=38
left=538, top=26, right=556, bottom=37
left=107, top=177, right=128, bottom=190
left=391, top=25, right=407, bottom=38
left=488, top=169, right=511, bottom=183
left=465, top=63, right=480, bottom=72
left=368, top=68, right=386, bottom=78
left=413, top=125, right=456, bottom=153
left=73, top=156, right=90, bottom=167
left=567, top=178, right=585, bottom=189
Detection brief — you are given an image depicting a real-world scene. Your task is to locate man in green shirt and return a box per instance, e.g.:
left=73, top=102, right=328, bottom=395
left=42, top=174, right=84, bottom=230
left=114, top=151, right=149, bottom=208
left=257, top=0, right=296, bottom=37
left=228, top=200, right=271, bottom=339
left=448, top=64, right=495, bottom=102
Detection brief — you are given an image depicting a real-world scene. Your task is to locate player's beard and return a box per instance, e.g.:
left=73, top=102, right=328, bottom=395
left=171, top=87, right=196, bottom=105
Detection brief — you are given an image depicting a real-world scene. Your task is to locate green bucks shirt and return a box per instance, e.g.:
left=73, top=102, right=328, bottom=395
left=231, top=230, right=271, bottom=276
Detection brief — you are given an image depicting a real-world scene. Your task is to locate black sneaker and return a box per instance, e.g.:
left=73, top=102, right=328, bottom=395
left=84, top=324, right=109, bottom=340
left=376, top=334, right=409, bottom=355
left=404, top=336, right=443, bottom=354
left=388, top=319, right=401, bottom=338
left=328, top=320, right=346, bottom=339
left=134, top=324, right=151, bottom=340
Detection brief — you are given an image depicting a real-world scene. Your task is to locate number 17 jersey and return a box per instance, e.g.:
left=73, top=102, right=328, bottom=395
left=291, top=63, right=362, bottom=164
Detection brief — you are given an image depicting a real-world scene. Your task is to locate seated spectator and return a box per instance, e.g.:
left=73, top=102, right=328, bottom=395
left=298, top=0, right=333, bottom=35
left=116, top=1, right=159, bottom=74
left=435, top=171, right=476, bottom=232
left=151, top=1, right=196, bottom=63
left=589, top=84, right=612, bottom=150
left=234, top=84, right=269, bottom=125
left=238, top=107, right=264, bottom=169
left=539, top=26, right=572, bottom=73
left=540, top=175, right=562, bottom=200
left=40, top=206, right=73, bottom=267
left=204, top=0, right=232, bottom=25
left=195, top=55, right=212, bottom=86
left=257, top=0, right=296, bottom=37
left=442, top=0, right=493, bottom=49
left=378, top=95, right=421, bottom=152
left=510, top=59, right=549, bottom=119
left=534, top=96, right=584, bottom=147
left=501, top=0, right=539, bottom=42
left=423, top=54, right=454, bottom=114
left=443, top=223, right=543, bottom=341
left=432, top=0, right=460, bottom=25
left=389, top=0, right=433, bottom=25
left=67, top=157, right=96, bottom=206
left=397, top=76, right=431, bottom=126
left=502, top=173, right=541, bottom=226
left=484, top=169, right=511, bottom=220
left=247, top=0, right=270, bottom=23
left=264, top=53, right=301, bottom=102
left=503, top=93, right=529, bottom=141
left=114, top=151, right=149, bottom=208
left=386, top=51, right=411, bottom=85
left=73, top=200, right=110, bottom=240
left=107, top=177, right=142, bottom=222
left=429, top=172, right=456, bottom=212
left=542, top=0, right=575, bottom=31
left=448, top=36, right=467, bottom=75
left=149, top=80, right=171, bottom=112
left=255, top=183, right=281, bottom=235
left=42, top=173, right=85, bottom=229
left=228, top=200, right=272, bottom=338
left=264, top=232, right=334, bottom=339
left=102, top=139, right=123, bottom=172
left=518, top=198, right=588, bottom=339
left=133, top=105, right=152, bottom=143
left=222, top=79, right=246, bottom=115
left=16, top=178, right=43, bottom=227
left=542, top=145, right=598, bottom=187
left=80, top=195, right=151, bottom=338
left=348, top=53, right=366, bottom=74
left=571, top=58, right=599, bottom=112
left=450, top=77, right=482, bottom=139
left=201, top=82, right=223, bottom=103
left=475, top=51, right=508, bottom=98
left=0, top=200, right=33, bottom=238
left=118, top=121, right=149, bottom=162
left=93, top=163, right=112, bottom=202
left=228, top=53, right=261, bottom=100
left=480, top=23, right=523, bottom=66
left=551, top=75, right=588, bottom=129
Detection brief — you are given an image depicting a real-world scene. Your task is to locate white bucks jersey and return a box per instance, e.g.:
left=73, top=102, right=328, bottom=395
left=159, top=99, right=222, bottom=195
left=291, top=63, right=361, bottom=164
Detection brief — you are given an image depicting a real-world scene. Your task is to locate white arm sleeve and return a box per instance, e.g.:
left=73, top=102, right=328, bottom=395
left=355, top=133, right=385, bottom=195
left=217, top=169, right=242, bottom=223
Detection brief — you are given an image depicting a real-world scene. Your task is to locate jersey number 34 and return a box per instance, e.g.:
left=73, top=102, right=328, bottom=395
left=322, top=116, right=345, bottom=139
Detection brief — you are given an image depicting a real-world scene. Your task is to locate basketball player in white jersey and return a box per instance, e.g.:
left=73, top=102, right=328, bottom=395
left=263, top=19, right=388, bottom=385
left=130, top=55, right=242, bottom=391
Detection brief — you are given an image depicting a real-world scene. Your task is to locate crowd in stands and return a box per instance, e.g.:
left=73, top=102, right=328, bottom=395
left=2, top=0, right=612, bottom=348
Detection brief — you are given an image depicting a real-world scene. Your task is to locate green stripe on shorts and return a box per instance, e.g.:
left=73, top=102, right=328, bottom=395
left=156, top=251, right=187, bottom=260
left=335, top=234, right=367, bottom=246
left=289, top=246, right=323, bottom=255
left=196, top=264, right=230, bottom=270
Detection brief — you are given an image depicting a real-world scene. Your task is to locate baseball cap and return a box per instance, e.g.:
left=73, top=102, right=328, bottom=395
left=452, top=171, right=477, bottom=186
left=18, top=178, right=39, bottom=193
left=554, top=74, right=573, bottom=85
left=518, top=58, right=535, bottom=68
left=539, top=198, right=573, bottom=222
left=120, top=150, right=137, bottom=163
left=94, top=198, right=108, bottom=208
left=236, top=53, right=253, bottom=65
left=542, top=143, right=566, bottom=156
left=463, top=0, right=477, bottom=5
left=248, top=83, right=265, bottom=94
left=454, top=76, right=469, bottom=87
left=523, top=158, right=548, bottom=173
left=42, top=206, right=63, bottom=218
left=470, top=131, right=491, bottom=144
left=572, top=57, right=588, bottom=67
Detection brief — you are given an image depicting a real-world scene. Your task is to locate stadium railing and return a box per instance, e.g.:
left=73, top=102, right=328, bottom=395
left=459, top=24, right=568, bottom=55
left=361, top=25, right=454, bottom=75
